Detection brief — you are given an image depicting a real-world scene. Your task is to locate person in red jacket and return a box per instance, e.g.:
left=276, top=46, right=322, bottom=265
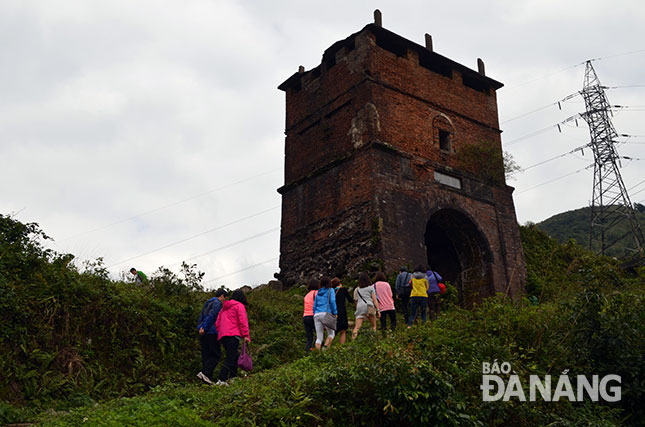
left=215, top=289, right=251, bottom=385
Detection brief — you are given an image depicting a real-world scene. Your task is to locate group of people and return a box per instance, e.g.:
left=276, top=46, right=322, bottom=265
left=302, top=266, right=444, bottom=352
left=194, top=265, right=444, bottom=384
left=395, top=265, right=444, bottom=326
left=196, top=289, right=250, bottom=386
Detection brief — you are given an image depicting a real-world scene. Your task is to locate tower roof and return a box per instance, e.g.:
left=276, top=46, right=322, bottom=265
left=279, top=23, right=503, bottom=92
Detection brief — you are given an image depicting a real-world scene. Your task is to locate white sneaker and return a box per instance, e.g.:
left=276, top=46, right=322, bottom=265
left=197, top=372, right=213, bottom=385
left=215, top=380, right=229, bottom=386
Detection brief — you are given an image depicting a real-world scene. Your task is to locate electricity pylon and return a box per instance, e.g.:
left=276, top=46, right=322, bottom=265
left=580, top=60, right=644, bottom=257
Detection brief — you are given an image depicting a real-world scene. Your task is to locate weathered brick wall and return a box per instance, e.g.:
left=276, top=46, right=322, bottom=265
left=278, top=23, right=525, bottom=299
left=278, top=149, right=380, bottom=284
left=368, top=145, right=525, bottom=301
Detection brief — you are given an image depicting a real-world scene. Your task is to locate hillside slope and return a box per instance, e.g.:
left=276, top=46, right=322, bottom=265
left=1, top=215, right=644, bottom=425
left=536, top=204, right=645, bottom=257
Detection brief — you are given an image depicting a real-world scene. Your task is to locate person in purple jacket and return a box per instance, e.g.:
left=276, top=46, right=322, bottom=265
left=196, top=289, right=227, bottom=385
left=426, top=267, right=443, bottom=321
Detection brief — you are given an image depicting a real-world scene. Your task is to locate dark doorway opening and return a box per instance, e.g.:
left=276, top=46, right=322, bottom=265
left=425, top=209, right=494, bottom=307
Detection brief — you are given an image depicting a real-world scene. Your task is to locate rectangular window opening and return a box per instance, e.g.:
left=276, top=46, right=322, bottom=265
left=419, top=55, right=452, bottom=79
left=462, top=75, right=488, bottom=94
left=439, top=130, right=451, bottom=151
left=375, top=34, right=407, bottom=57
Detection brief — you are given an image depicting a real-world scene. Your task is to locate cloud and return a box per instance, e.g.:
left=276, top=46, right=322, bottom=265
left=1, top=0, right=644, bottom=288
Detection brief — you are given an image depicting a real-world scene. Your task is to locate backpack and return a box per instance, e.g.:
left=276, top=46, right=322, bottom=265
left=438, top=283, right=446, bottom=294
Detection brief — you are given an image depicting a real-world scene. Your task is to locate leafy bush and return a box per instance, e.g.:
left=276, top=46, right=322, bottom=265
left=0, top=214, right=206, bottom=421
left=41, top=286, right=639, bottom=426
left=2, top=214, right=644, bottom=426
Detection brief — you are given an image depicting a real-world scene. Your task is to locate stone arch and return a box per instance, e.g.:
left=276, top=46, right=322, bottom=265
left=432, top=113, right=455, bottom=152
left=424, top=207, right=494, bottom=307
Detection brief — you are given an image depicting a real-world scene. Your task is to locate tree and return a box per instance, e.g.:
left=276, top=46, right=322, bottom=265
left=455, top=142, right=520, bottom=186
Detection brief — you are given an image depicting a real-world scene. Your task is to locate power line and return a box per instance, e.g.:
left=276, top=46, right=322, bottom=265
left=503, top=103, right=643, bottom=147
left=505, top=63, right=584, bottom=91
left=589, top=48, right=645, bottom=62
left=504, top=49, right=645, bottom=92
left=60, top=168, right=281, bottom=241
left=8, top=207, right=26, bottom=219
left=628, top=180, right=645, bottom=192
left=203, top=257, right=279, bottom=286
left=503, top=125, right=556, bottom=147
left=168, top=228, right=279, bottom=267
left=631, top=188, right=645, bottom=198
left=515, top=164, right=592, bottom=195
left=106, top=205, right=280, bottom=268
left=502, top=92, right=580, bottom=124
left=509, top=144, right=589, bottom=176
left=504, top=113, right=580, bottom=146
left=501, top=103, right=558, bottom=124
left=605, top=85, right=645, bottom=89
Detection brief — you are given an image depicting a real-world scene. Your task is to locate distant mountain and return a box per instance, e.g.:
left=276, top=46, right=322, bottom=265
left=536, top=204, right=645, bottom=258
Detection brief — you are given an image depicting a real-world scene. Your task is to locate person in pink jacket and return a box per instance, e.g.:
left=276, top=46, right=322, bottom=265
left=373, top=271, right=396, bottom=330
left=215, top=289, right=251, bottom=385
left=303, top=279, right=319, bottom=352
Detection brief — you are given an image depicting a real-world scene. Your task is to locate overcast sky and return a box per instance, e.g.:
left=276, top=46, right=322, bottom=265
left=2, top=0, right=644, bottom=289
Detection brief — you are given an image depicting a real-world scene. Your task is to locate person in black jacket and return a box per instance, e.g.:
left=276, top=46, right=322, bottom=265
left=395, top=266, right=412, bottom=324
left=332, top=277, right=354, bottom=344
left=196, top=288, right=227, bottom=384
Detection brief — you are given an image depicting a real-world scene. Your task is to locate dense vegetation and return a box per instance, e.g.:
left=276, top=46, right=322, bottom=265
left=0, top=214, right=303, bottom=423
left=1, top=214, right=643, bottom=425
left=536, top=204, right=645, bottom=258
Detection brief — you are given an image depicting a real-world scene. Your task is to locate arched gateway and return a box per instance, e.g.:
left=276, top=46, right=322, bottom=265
left=425, top=208, right=494, bottom=307
left=276, top=15, right=526, bottom=302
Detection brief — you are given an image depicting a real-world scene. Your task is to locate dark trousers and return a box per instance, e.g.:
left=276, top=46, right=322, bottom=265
left=217, top=336, right=240, bottom=382
left=379, top=309, right=397, bottom=330
left=428, top=293, right=441, bottom=320
left=408, top=296, right=428, bottom=326
left=399, top=291, right=411, bottom=324
left=303, top=315, right=315, bottom=352
left=200, top=334, right=221, bottom=380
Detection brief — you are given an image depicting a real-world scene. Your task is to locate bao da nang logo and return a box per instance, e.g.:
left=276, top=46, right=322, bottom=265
left=480, top=361, right=621, bottom=402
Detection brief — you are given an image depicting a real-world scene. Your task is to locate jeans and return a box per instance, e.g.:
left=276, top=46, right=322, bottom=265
left=303, top=315, right=315, bottom=351
left=217, top=336, right=240, bottom=381
left=398, top=290, right=411, bottom=324
left=314, top=312, right=335, bottom=345
left=199, top=333, right=221, bottom=380
left=379, top=309, right=397, bottom=330
left=427, top=293, right=441, bottom=320
left=408, top=296, right=427, bottom=326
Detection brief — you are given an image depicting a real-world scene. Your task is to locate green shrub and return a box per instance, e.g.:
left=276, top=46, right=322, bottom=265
left=2, top=214, right=644, bottom=426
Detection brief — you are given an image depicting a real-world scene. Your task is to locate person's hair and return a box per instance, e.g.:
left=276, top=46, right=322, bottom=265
left=320, top=276, right=332, bottom=289
left=358, top=272, right=371, bottom=288
left=400, top=266, right=407, bottom=272
left=230, top=289, right=248, bottom=306
left=414, top=265, right=425, bottom=273
left=130, top=268, right=137, bottom=273
left=373, top=271, right=387, bottom=282
left=331, top=277, right=341, bottom=287
left=214, top=289, right=227, bottom=298
left=307, top=279, right=320, bottom=292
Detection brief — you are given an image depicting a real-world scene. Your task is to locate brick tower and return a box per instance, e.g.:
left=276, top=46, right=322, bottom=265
left=277, top=13, right=525, bottom=305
